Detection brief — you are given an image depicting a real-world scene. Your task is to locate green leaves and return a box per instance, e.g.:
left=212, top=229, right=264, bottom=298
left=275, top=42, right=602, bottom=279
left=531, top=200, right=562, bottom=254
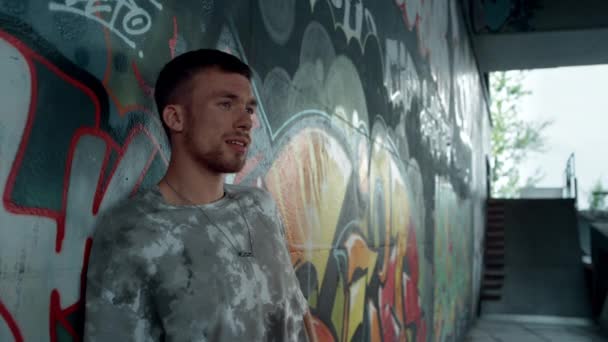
left=490, top=71, right=552, bottom=198
left=588, top=178, right=607, bottom=211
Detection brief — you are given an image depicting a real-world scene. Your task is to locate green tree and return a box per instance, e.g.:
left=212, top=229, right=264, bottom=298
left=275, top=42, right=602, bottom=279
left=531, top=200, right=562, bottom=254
left=588, top=178, right=607, bottom=211
left=490, top=71, right=552, bottom=197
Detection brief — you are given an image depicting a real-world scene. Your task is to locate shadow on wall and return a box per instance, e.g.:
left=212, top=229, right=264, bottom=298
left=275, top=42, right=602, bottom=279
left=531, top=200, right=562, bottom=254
left=0, top=0, right=489, bottom=341
left=590, top=223, right=608, bottom=330
left=471, top=0, right=544, bottom=33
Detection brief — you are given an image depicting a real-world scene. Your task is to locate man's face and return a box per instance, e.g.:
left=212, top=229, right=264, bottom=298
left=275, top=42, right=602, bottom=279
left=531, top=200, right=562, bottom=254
left=180, top=67, right=256, bottom=174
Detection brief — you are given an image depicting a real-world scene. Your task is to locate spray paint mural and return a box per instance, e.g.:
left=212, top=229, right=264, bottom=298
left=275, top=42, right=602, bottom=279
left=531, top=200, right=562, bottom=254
left=0, top=0, right=490, bottom=341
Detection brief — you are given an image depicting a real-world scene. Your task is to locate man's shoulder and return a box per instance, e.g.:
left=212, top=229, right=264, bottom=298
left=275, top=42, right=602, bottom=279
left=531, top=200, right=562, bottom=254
left=225, top=184, right=280, bottom=218
left=101, top=188, right=160, bottom=220
left=94, top=188, right=165, bottom=242
left=225, top=184, right=275, bottom=204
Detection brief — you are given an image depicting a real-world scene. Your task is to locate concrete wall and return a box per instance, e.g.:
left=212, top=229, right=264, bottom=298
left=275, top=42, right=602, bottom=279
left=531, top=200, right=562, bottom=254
left=591, top=224, right=608, bottom=326
left=0, top=0, right=490, bottom=341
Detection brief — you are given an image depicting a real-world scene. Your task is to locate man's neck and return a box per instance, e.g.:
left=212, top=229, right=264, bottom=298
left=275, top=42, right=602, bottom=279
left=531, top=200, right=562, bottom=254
left=159, top=159, right=225, bottom=205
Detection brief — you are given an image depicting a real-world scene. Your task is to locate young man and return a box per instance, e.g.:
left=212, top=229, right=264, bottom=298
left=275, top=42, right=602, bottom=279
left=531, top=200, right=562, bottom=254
left=85, top=49, right=313, bottom=341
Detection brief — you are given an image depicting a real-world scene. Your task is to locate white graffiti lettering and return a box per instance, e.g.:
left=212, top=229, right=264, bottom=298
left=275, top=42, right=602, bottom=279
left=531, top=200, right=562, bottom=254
left=340, top=0, right=362, bottom=42
left=48, top=0, right=162, bottom=58
left=419, top=80, right=452, bottom=161
left=330, top=0, right=342, bottom=8
left=395, top=0, right=452, bottom=114
left=384, top=38, right=420, bottom=114
left=328, top=0, right=379, bottom=51
left=451, top=1, right=478, bottom=150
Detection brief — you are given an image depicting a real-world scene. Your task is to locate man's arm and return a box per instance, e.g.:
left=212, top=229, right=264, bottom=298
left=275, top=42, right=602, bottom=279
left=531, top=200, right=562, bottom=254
left=303, top=311, right=318, bottom=342
left=84, top=217, right=160, bottom=341
left=264, top=191, right=315, bottom=342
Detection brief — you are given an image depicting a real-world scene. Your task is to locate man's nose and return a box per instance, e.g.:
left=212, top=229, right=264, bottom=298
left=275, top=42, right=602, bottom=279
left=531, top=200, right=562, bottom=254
left=235, top=109, right=253, bottom=132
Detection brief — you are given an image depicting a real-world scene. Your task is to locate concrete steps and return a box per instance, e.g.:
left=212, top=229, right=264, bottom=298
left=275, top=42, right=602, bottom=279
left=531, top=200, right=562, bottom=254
left=481, top=200, right=506, bottom=301
left=480, top=198, right=590, bottom=317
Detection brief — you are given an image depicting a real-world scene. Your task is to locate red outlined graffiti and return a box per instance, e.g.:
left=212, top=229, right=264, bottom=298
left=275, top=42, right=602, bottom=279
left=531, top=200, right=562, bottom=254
left=404, top=220, right=427, bottom=342
left=0, top=31, right=165, bottom=253
left=130, top=148, right=161, bottom=197
left=0, top=300, right=23, bottom=342
left=0, top=29, right=168, bottom=341
left=169, top=16, right=179, bottom=58
left=49, top=238, right=92, bottom=342
left=100, top=27, right=156, bottom=116
left=131, top=61, right=155, bottom=98
left=0, top=30, right=101, bottom=253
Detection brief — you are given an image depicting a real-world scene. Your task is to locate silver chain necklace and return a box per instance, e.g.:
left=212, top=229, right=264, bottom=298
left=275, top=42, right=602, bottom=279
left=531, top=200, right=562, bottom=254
left=163, top=180, right=255, bottom=258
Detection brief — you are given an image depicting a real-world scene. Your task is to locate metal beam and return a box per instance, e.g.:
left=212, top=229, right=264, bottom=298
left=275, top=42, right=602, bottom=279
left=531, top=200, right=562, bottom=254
left=474, top=28, right=608, bottom=71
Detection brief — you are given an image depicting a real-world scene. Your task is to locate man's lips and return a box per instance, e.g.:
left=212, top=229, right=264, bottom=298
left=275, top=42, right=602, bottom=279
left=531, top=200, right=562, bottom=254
left=225, top=137, right=250, bottom=146
left=225, top=136, right=250, bottom=153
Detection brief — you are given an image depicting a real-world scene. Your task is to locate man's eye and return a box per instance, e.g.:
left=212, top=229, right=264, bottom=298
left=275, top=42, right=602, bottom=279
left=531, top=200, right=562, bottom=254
left=246, top=107, right=255, bottom=115
left=219, top=102, right=232, bottom=109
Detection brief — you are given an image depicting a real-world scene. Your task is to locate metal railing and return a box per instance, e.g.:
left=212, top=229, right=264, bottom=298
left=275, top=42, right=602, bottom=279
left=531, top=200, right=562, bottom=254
left=564, top=153, right=578, bottom=204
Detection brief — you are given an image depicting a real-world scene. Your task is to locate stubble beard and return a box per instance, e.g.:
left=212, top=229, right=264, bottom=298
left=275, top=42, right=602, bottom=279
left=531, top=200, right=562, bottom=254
left=184, top=130, right=246, bottom=174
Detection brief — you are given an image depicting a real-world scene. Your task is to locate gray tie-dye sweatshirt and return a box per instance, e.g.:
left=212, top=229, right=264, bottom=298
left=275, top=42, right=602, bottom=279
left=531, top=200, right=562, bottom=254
left=84, top=184, right=308, bottom=341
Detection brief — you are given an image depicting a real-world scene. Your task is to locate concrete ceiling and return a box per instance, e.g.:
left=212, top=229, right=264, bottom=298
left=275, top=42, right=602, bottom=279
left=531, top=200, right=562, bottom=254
left=467, top=0, right=608, bottom=71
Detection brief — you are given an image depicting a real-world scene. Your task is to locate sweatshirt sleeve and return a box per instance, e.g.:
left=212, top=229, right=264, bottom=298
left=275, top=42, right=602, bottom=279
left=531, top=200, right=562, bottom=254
left=84, top=214, right=162, bottom=341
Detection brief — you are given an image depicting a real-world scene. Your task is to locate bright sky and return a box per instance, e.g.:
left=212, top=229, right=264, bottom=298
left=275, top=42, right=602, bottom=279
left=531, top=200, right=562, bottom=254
left=516, top=65, right=608, bottom=209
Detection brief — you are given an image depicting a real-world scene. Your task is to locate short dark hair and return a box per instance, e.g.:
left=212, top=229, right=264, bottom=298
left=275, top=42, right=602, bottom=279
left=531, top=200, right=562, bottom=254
left=154, top=49, right=252, bottom=142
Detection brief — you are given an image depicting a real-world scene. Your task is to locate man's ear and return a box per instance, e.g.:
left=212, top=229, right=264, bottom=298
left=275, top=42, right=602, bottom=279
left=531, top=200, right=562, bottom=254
left=162, top=104, right=186, bottom=133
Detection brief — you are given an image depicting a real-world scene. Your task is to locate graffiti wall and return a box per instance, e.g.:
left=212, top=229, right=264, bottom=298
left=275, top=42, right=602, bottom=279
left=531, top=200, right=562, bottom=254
left=0, top=0, right=490, bottom=341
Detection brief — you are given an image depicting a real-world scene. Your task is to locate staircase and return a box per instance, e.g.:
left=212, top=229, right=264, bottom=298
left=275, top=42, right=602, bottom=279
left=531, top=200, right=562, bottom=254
left=479, top=198, right=590, bottom=317
left=481, top=200, right=506, bottom=301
